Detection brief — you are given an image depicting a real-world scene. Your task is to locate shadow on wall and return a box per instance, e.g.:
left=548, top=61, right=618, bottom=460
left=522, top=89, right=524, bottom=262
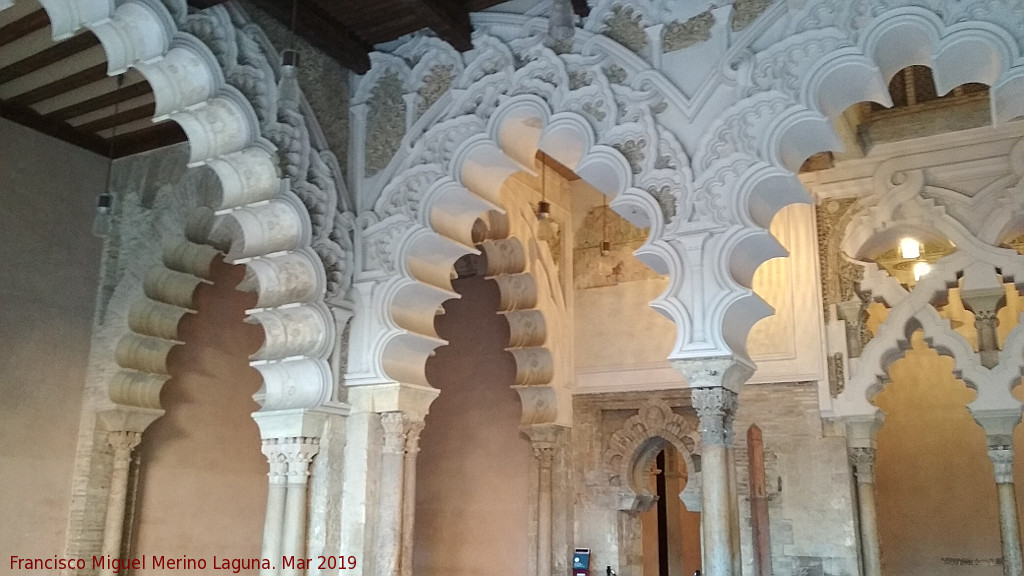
left=128, top=257, right=268, bottom=565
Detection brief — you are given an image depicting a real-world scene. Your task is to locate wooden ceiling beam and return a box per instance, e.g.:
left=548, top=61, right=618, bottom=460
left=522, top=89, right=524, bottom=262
left=5, top=62, right=109, bottom=107
left=109, top=121, right=187, bottom=158
left=247, top=0, right=372, bottom=73
left=75, top=101, right=156, bottom=134
left=411, top=0, right=473, bottom=51
left=0, top=98, right=110, bottom=156
left=186, top=0, right=231, bottom=9
left=0, top=31, right=100, bottom=85
left=0, top=9, right=50, bottom=48
left=46, top=81, right=151, bottom=122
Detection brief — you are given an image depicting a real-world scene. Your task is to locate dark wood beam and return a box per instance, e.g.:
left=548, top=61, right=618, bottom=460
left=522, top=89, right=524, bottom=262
left=46, top=81, right=151, bottom=121
left=0, top=31, right=100, bottom=85
left=186, top=0, right=231, bottom=9
left=108, top=121, right=187, bottom=158
left=75, top=101, right=156, bottom=133
left=247, top=0, right=372, bottom=73
left=0, top=98, right=110, bottom=156
left=0, top=9, right=50, bottom=48
left=411, top=0, right=473, bottom=51
left=5, top=62, right=108, bottom=107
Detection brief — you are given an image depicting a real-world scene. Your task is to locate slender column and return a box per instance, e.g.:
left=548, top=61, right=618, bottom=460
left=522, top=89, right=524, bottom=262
left=725, top=410, right=742, bottom=576
left=376, top=412, right=407, bottom=576
left=526, top=426, right=559, bottom=576
left=692, top=387, right=739, bottom=576
left=989, top=445, right=1022, bottom=576
left=99, top=431, right=142, bottom=576
left=400, top=420, right=425, bottom=576
left=961, top=288, right=1005, bottom=369
left=849, top=447, right=882, bottom=576
left=281, top=438, right=320, bottom=576
left=260, top=441, right=289, bottom=576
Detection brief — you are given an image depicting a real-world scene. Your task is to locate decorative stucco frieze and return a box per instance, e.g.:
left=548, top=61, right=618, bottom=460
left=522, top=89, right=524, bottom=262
left=602, top=5, right=649, bottom=57
left=663, top=11, right=715, bottom=53
left=417, top=64, right=456, bottom=115
left=365, top=69, right=407, bottom=177
left=730, top=0, right=774, bottom=31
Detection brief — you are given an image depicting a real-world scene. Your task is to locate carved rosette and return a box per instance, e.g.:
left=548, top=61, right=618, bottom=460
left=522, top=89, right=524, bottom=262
left=691, top=388, right=738, bottom=447
left=848, top=447, right=876, bottom=485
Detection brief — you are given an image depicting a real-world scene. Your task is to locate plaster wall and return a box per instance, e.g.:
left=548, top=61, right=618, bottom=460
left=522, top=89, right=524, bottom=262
left=733, top=382, right=860, bottom=576
left=415, top=275, right=533, bottom=576
left=0, top=118, right=108, bottom=562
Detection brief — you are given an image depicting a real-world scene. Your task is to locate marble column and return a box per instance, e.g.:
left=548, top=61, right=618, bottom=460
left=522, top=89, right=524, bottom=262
left=961, top=287, right=1005, bottom=369
left=260, top=442, right=289, bottom=576
left=989, top=445, right=1022, bottom=576
left=259, top=437, right=320, bottom=576
left=281, top=438, right=319, bottom=576
left=691, top=387, right=739, bottom=576
left=725, top=410, right=742, bottom=576
left=99, top=430, right=142, bottom=576
left=376, top=412, right=407, bottom=576
left=526, top=428, right=557, bottom=576
left=400, top=420, right=425, bottom=576
left=849, top=447, right=882, bottom=576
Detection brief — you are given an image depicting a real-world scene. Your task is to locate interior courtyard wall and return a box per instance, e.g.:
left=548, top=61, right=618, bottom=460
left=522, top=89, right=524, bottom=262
left=415, top=274, right=533, bottom=576
left=0, top=118, right=109, bottom=562
left=732, top=381, right=860, bottom=576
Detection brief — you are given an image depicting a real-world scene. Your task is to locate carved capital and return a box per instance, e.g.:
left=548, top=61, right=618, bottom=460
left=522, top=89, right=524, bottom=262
left=262, top=437, right=320, bottom=485
left=381, top=412, right=407, bottom=455
left=849, top=447, right=876, bottom=484
left=404, top=420, right=425, bottom=456
left=524, top=425, right=563, bottom=468
left=690, top=388, right=737, bottom=447
left=989, top=447, right=1014, bottom=485
left=107, top=431, right=143, bottom=461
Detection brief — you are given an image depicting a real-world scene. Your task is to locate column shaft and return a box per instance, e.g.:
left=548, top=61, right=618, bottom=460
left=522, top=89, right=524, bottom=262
left=400, top=422, right=424, bottom=576
left=850, top=448, right=882, bottom=576
left=991, top=447, right=1022, bottom=576
left=376, top=413, right=406, bottom=576
left=99, top=431, right=142, bottom=576
left=692, top=388, right=738, bottom=576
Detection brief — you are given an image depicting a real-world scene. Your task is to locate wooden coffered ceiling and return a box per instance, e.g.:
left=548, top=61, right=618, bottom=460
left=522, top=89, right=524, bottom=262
left=0, top=0, right=528, bottom=157
left=0, top=1, right=186, bottom=158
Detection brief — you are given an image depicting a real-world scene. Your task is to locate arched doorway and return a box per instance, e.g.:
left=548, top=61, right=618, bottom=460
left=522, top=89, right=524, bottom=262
left=638, top=440, right=702, bottom=576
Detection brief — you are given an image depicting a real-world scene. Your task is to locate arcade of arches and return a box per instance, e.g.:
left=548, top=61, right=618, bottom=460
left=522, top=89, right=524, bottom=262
left=3, top=0, right=1024, bottom=576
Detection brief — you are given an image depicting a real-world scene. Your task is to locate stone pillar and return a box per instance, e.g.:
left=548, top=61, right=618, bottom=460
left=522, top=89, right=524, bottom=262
left=259, top=437, right=320, bottom=576
left=848, top=447, right=882, bottom=576
left=260, top=443, right=288, bottom=576
left=989, top=445, right=1023, bottom=576
left=976, top=411, right=1024, bottom=576
left=725, top=410, right=742, bottom=576
left=99, top=430, right=142, bottom=576
left=691, top=387, right=739, bottom=576
left=281, top=438, right=319, bottom=576
left=526, top=426, right=558, bottom=576
left=400, top=420, right=425, bottom=576
left=376, top=412, right=407, bottom=576
left=961, top=287, right=1005, bottom=369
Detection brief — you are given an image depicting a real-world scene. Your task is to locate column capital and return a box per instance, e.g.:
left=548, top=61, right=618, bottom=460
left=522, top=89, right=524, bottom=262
left=523, top=424, right=565, bottom=466
left=671, top=355, right=755, bottom=394
left=849, top=447, right=876, bottom=484
left=261, top=437, right=321, bottom=484
left=690, top=387, right=738, bottom=447
left=989, top=446, right=1014, bottom=484
left=106, top=430, right=143, bottom=456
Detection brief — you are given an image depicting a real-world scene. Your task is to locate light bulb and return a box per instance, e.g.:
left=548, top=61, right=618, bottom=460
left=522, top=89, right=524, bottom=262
left=913, top=261, right=930, bottom=281
left=900, top=237, right=920, bottom=259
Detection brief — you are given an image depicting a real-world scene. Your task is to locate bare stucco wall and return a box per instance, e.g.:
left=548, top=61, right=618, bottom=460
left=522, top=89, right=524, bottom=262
left=416, top=275, right=533, bottom=576
left=0, top=119, right=109, bottom=562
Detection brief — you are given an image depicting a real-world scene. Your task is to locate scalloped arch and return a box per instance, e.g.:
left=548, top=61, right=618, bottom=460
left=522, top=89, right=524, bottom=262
left=26, top=0, right=343, bottom=429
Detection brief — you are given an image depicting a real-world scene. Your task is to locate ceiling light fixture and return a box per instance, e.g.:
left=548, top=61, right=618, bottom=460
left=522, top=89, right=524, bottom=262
left=913, top=261, right=931, bottom=281
left=282, top=0, right=301, bottom=68
left=899, top=237, right=920, bottom=259
left=600, top=195, right=611, bottom=256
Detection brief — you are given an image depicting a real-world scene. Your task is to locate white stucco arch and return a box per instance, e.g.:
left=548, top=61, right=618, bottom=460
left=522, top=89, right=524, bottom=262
left=18, top=0, right=348, bottom=435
